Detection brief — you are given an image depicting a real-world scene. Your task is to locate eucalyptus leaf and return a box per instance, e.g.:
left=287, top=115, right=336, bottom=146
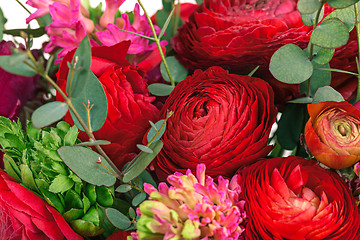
left=288, top=97, right=313, bottom=104
left=312, top=86, right=345, bottom=103
left=132, top=192, right=147, bottom=206
left=0, top=53, right=37, bottom=77
left=270, top=44, right=313, bottom=84
left=32, top=101, right=69, bottom=128
left=160, top=56, right=188, bottom=83
left=66, top=36, right=91, bottom=98
left=123, top=140, right=163, bottom=183
left=70, top=72, right=107, bottom=132
left=147, top=120, right=166, bottom=143
left=312, top=46, right=335, bottom=65
left=75, top=140, right=111, bottom=146
left=328, top=0, right=360, bottom=9
left=297, top=0, right=322, bottom=14
left=106, top=208, right=132, bottom=230
left=159, top=8, right=175, bottom=39
left=57, top=146, right=116, bottom=186
left=324, top=5, right=356, bottom=31
left=148, top=83, right=175, bottom=96
left=116, top=184, right=132, bottom=193
left=136, top=144, right=153, bottom=154
left=311, top=18, right=349, bottom=49
left=301, top=6, right=324, bottom=26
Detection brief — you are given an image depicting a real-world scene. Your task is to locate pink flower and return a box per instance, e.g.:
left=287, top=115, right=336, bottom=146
left=97, top=4, right=166, bottom=56
left=99, top=0, right=126, bottom=28
left=25, top=0, right=69, bottom=23
left=133, top=164, right=246, bottom=239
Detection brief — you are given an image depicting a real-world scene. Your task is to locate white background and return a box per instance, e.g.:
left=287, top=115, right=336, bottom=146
left=0, top=0, right=196, bottom=48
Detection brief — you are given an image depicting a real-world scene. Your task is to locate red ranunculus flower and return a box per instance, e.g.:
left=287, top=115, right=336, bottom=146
left=239, top=156, right=360, bottom=239
left=0, top=41, right=39, bottom=120
left=0, top=170, right=83, bottom=240
left=57, top=41, right=160, bottom=170
left=305, top=101, right=360, bottom=169
left=171, top=0, right=311, bottom=104
left=152, top=66, right=277, bottom=179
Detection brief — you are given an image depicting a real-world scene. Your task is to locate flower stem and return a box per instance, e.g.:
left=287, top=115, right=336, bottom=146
left=137, top=0, right=175, bottom=86
left=354, top=4, right=360, bottom=102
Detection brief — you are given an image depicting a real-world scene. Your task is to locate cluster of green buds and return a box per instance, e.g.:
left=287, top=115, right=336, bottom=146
left=0, top=117, right=114, bottom=237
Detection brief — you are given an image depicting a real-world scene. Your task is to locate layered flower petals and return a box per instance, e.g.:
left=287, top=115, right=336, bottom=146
left=153, top=66, right=277, bottom=179
left=239, top=156, right=360, bottom=239
left=305, top=101, right=360, bottom=169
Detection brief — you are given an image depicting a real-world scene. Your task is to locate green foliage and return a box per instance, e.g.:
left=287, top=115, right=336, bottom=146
left=312, top=86, right=345, bottom=103
left=160, top=56, right=188, bottom=83
left=301, top=6, right=324, bottom=26
left=324, top=4, right=357, bottom=31
left=328, top=0, right=360, bottom=9
left=310, top=18, right=349, bottom=49
left=31, top=101, right=69, bottom=128
left=270, top=44, right=313, bottom=84
left=276, top=104, right=307, bottom=150
left=299, top=62, right=331, bottom=96
left=70, top=72, right=108, bottom=132
left=57, top=146, right=117, bottom=187
left=148, top=83, right=175, bottom=96
left=0, top=118, right=114, bottom=237
left=106, top=208, right=132, bottom=230
left=66, top=36, right=91, bottom=98
left=0, top=52, right=37, bottom=76
left=297, top=0, right=322, bottom=14
left=0, top=8, right=6, bottom=41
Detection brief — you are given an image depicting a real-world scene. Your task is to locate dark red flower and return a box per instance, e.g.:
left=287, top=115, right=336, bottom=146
left=0, top=170, right=83, bottom=240
left=239, top=156, right=360, bottom=239
left=0, top=41, right=39, bottom=119
left=57, top=41, right=160, bottom=170
left=152, top=66, right=277, bottom=179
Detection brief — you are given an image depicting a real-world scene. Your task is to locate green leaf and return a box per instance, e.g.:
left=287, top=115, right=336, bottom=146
left=64, top=189, right=83, bottom=210
left=0, top=8, right=6, bottom=41
left=148, top=83, right=175, bottom=96
left=270, top=44, right=313, bottom=84
left=136, top=144, right=153, bottom=154
left=32, top=101, right=69, bottom=128
left=160, top=56, right=188, bottom=83
left=76, top=140, right=111, bottom=147
left=195, top=0, right=203, bottom=4
left=49, top=174, right=74, bottom=194
left=96, top=186, right=114, bottom=207
left=301, top=6, right=324, bottom=26
left=297, top=0, right=322, bottom=14
left=312, top=46, right=335, bottom=65
left=85, top=184, right=97, bottom=204
left=20, top=164, right=38, bottom=191
left=82, top=206, right=101, bottom=226
left=288, top=97, right=313, bottom=104
left=276, top=104, right=306, bottom=150
left=159, top=8, right=175, bottom=39
left=312, top=86, right=345, bottom=103
left=70, top=72, right=107, bottom=132
left=42, top=189, right=65, bottom=214
left=300, top=62, right=331, bottom=96
left=63, top=125, right=79, bottom=146
left=3, top=154, right=21, bottom=182
left=115, top=184, right=132, bottom=193
left=70, top=219, right=105, bottom=237
left=63, top=208, right=84, bottom=222
left=0, top=53, right=37, bottom=77
left=3, top=27, right=46, bottom=38
left=106, top=208, right=132, bottom=230
left=66, top=36, right=91, bottom=98
left=147, top=120, right=166, bottom=143
left=57, top=146, right=116, bottom=186
left=311, top=18, right=349, bottom=49
left=129, top=207, right=136, bottom=219
left=132, top=192, right=147, bottom=206
left=328, top=0, right=360, bottom=9
left=324, top=5, right=356, bottom=31
left=123, top=140, right=163, bottom=183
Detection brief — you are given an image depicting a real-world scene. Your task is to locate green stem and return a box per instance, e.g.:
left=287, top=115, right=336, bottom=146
left=15, top=0, right=31, bottom=14
left=26, top=51, right=123, bottom=178
left=314, top=68, right=359, bottom=76
left=306, top=2, right=325, bottom=97
left=354, top=4, right=360, bottom=102
left=137, top=0, right=175, bottom=86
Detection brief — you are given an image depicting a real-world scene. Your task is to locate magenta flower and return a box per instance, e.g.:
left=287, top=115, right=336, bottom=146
left=133, top=164, right=246, bottom=239
left=99, top=0, right=126, bottom=28
left=96, top=4, right=166, bottom=56
left=0, top=41, right=38, bottom=120
left=25, top=0, right=69, bottom=23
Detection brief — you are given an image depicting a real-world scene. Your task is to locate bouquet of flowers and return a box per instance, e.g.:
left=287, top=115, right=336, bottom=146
left=1, top=0, right=360, bottom=239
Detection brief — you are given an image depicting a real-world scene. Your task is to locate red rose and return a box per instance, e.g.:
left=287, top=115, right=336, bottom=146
left=152, top=66, right=277, bottom=179
left=57, top=41, right=160, bottom=170
left=0, top=41, right=39, bottom=120
left=0, top=170, right=82, bottom=240
left=171, top=0, right=311, bottom=104
left=239, top=156, right=360, bottom=239
left=305, top=101, right=360, bottom=169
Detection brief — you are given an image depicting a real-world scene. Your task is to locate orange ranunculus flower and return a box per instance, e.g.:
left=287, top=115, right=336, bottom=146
left=305, top=101, right=360, bottom=169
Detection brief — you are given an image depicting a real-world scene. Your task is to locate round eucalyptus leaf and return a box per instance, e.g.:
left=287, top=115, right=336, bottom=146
left=297, top=0, right=322, bottom=14
left=312, top=86, right=345, bottom=103
left=311, top=18, right=349, bottom=49
left=32, top=101, right=69, bottom=129
left=106, top=208, right=132, bottom=230
left=148, top=83, right=175, bottom=96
